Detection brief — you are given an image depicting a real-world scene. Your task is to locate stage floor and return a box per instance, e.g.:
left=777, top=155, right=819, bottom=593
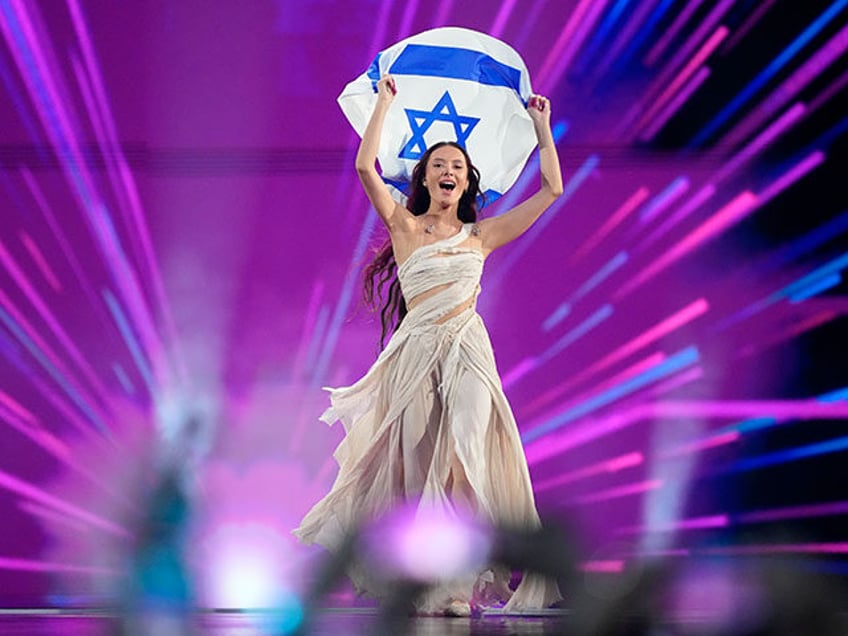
left=0, top=608, right=573, bottom=634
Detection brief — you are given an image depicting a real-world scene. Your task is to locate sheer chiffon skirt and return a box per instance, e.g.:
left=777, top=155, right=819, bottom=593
left=293, top=310, right=561, bottom=612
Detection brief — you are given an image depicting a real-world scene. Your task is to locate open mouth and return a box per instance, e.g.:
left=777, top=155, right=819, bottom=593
left=439, top=181, right=456, bottom=192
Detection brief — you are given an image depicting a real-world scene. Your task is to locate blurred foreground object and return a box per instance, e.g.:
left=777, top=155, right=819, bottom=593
left=573, top=555, right=848, bottom=636
left=293, top=506, right=576, bottom=635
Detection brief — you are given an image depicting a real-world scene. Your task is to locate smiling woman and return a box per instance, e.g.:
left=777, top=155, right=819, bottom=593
left=293, top=71, right=564, bottom=616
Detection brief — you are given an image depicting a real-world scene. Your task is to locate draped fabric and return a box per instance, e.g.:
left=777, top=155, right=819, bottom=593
left=294, top=225, right=560, bottom=612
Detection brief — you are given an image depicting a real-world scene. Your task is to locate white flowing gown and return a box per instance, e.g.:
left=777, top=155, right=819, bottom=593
left=294, top=223, right=561, bottom=611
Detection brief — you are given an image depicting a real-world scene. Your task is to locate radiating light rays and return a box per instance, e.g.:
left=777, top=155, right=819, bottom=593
left=535, top=451, right=644, bottom=492
left=19, top=167, right=106, bottom=316
left=18, top=232, right=60, bottom=292
left=103, top=289, right=155, bottom=396
left=723, top=249, right=848, bottom=330
left=689, top=0, right=848, bottom=148
left=539, top=0, right=611, bottom=94
left=1, top=0, right=182, bottom=406
left=591, top=0, right=665, bottom=82
left=619, top=0, right=737, bottom=139
left=310, top=212, right=379, bottom=386
left=0, top=419, right=133, bottom=517
left=291, top=280, right=326, bottom=383
left=718, top=0, right=780, bottom=55
left=0, top=240, right=110, bottom=411
left=710, top=102, right=808, bottom=186
left=613, top=0, right=678, bottom=67
left=722, top=20, right=848, bottom=149
left=570, top=187, right=650, bottom=264
left=614, top=191, right=760, bottom=300
left=483, top=119, right=568, bottom=216
left=639, top=183, right=716, bottom=252
left=572, top=0, right=632, bottom=78
left=0, top=289, right=108, bottom=434
left=432, top=0, right=455, bottom=29
left=724, top=435, right=848, bottom=473
left=397, top=0, right=421, bottom=45
left=820, top=385, right=848, bottom=402
left=0, top=556, right=117, bottom=575
left=637, top=176, right=690, bottom=224
left=504, top=303, right=615, bottom=387
left=619, top=514, right=730, bottom=535
left=809, top=67, right=848, bottom=112
left=512, top=0, right=548, bottom=50
left=579, top=299, right=707, bottom=382
left=570, top=479, right=663, bottom=506
left=0, top=468, right=129, bottom=537
left=543, top=252, right=626, bottom=331
left=789, top=274, right=842, bottom=302
left=642, top=0, right=709, bottom=68
left=0, top=46, right=44, bottom=154
left=526, top=398, right=848, bottom=468
left=519, top=299, right=709, bottom=420
left=523, top=351, right=667, bottom=419
left=751, top=211, right=848, bottom=281
left=112, top=363, right=134, bottom=395
left=522, top=346, right=701, bottom=444
left=539, top=303, right=613, bottom=363
left=658, top=430, right=741, bottom=459
left=757, top=150, right=826, bottom=207
left=639, top=66, right=712, bottom=142
left=3, top=3, right=177, bottom=412
left=489, top=0, right=518, bottom=38
left=700, top=543, right=848, bottom=556
left=579, top=559, right=625, bottom=573
left=535, top=0, right=608, bottom=92
left=487, top=154, right=599, bottom=288
left=631, top=26, right=730, bottom=142
left=738, top=500, right=848, bottom=524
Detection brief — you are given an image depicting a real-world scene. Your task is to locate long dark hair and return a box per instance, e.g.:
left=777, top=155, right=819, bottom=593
left=363, top=141, right=483, bottom=350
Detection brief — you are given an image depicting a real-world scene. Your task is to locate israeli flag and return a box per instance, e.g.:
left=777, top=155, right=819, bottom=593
left=338, top=27, right=535, bottom=207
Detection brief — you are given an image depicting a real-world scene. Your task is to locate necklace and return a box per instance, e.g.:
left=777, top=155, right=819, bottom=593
left=422, top=215, right=458, bottom=235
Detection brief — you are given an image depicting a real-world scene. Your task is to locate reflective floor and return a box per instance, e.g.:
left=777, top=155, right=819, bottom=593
left=0, top=609, right=572, bottom=635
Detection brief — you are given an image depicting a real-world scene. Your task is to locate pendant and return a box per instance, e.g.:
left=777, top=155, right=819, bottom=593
left=425, top=224, right=435, bottom=234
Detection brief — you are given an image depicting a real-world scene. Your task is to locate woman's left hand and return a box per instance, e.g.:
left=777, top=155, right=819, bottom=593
left=527, top=94, right=551, bottom=128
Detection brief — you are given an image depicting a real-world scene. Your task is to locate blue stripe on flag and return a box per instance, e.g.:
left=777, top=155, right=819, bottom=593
left=367, top=53, right=382, bottom=92
left=388, top=44, right=523, bottom=96
left=382, top=176, right=410, bottom=195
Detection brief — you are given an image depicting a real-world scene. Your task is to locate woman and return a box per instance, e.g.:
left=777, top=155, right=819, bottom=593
left=295, top=74, right=564, bottom=615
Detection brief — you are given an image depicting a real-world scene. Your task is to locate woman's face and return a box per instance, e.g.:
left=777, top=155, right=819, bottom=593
left=423, top=145, right=468, bottom=207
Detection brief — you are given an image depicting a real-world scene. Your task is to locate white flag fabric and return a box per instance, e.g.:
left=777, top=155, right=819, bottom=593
left=338, top=27, right=535, bottom=207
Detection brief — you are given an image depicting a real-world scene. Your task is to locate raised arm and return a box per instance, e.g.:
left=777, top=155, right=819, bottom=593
left=478, top=95, right=564, bottom=253
left=355, top=75, right=407, bottom=228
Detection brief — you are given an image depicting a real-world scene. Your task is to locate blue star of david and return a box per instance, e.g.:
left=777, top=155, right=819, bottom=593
left=398, top=91, right=480, bottom=160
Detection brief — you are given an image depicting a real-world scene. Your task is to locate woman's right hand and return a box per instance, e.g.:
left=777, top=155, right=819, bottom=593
left=376, top=74, right=397, bottom=105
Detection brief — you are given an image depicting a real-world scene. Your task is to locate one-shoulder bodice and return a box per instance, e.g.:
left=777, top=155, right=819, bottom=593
left=397, top=223, right=484, bottom=327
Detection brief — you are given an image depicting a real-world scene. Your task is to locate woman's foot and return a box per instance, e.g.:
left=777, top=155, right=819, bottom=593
left=444, top=599, right=472, bottom=617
